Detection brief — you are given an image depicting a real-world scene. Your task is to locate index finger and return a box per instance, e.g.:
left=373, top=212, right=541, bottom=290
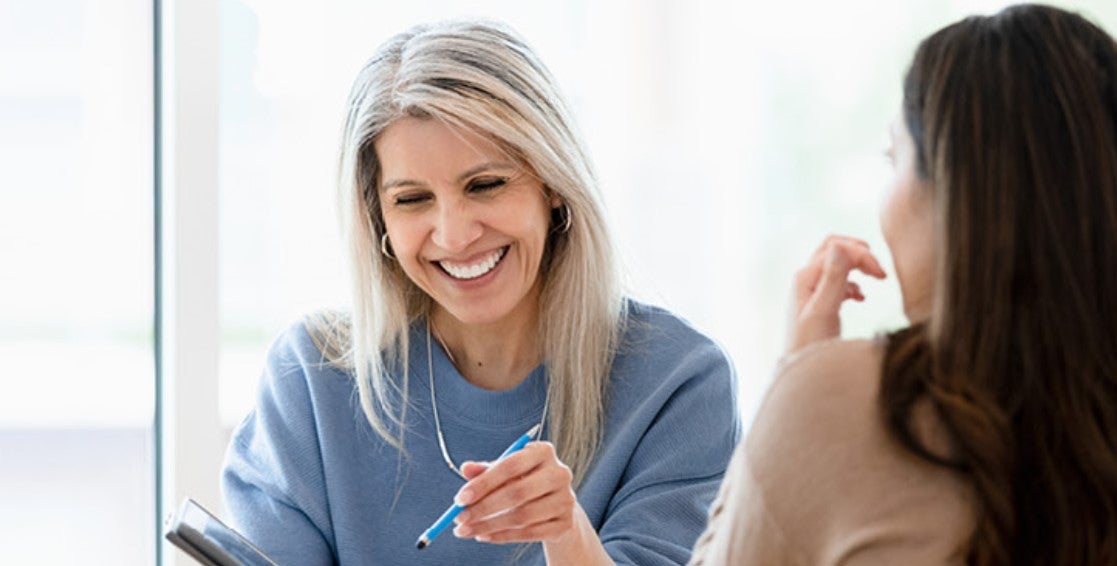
left=845, top=243, right=887, bottom=279
left=455, top=444, right=545, bottom=506
left=810, top=234, right=872, bottom=261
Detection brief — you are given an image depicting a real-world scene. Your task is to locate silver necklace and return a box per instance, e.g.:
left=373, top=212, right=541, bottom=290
left=426, top=320, right=548, bottom=479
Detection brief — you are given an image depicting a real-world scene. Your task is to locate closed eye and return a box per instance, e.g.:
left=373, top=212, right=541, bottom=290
left=468, top=177, right=507, bottom=193
left=392, top=192, right=431, bottom=206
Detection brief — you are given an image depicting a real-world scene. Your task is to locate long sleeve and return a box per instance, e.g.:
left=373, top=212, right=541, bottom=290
left=589, top=317, right=741, bottom=566
left=221, top=328, right=337, bottom=566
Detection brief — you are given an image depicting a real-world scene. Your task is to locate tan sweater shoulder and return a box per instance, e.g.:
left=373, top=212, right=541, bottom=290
left=690, top=339, right=975, bottom=566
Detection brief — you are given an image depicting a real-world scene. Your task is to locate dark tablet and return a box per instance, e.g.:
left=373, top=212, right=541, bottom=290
left=164, top=498, right=279, bottom=566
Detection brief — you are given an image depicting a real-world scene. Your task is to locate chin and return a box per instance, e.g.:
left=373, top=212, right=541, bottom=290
left=901, top=302, right=932, bottom=325
left=440, top=300, right=518, bottom=327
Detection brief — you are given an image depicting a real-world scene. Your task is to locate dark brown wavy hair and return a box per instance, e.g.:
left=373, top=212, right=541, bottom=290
left=881, top=4, right=1117, bottom=564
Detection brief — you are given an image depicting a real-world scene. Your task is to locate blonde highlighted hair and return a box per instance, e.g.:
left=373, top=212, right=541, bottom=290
left=309, top=19, right=624, bottom=486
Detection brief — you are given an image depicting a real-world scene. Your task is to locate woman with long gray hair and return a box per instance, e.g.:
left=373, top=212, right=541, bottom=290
left=221, top=19, right=738, bottom=565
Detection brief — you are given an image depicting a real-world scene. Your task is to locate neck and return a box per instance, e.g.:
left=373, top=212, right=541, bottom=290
left=430, top=301, right=542, bottom=391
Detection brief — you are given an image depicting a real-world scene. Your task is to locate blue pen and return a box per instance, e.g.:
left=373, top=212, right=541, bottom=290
left=415, top=423, right=541, bottom=549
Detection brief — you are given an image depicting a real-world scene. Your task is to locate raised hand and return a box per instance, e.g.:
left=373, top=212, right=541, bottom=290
left=787, top=235, right=887, bottom=355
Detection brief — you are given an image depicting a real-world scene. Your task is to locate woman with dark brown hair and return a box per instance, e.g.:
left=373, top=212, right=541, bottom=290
left=690, top=4, right=1117, bottom=564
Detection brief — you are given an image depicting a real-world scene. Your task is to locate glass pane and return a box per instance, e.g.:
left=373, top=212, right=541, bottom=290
left=218, top=0, right=352, bottom=427
left=217, top=0, right=1117, bottom=432
left=0, top=0, right=154, bottom=563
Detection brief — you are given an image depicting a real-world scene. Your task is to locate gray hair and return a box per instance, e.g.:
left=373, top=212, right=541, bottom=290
left=309, top=19, right=624, bottom=486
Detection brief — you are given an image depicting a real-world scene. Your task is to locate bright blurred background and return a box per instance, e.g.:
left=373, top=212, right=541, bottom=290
left=2, top=0, right=1115, bottom=563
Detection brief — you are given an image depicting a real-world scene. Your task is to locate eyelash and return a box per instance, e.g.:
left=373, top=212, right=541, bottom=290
left=393, top=193, right=430, bottom=206
left=390, top=177, right=508, bottom=206
left=468, top=177, right=507, bottom=192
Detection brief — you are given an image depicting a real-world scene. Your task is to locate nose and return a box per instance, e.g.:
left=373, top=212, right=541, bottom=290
left=431, top=199, right=482, bottom=253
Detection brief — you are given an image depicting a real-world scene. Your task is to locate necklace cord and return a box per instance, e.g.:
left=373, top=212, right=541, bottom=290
left=426, top=320, right=548, bottom=480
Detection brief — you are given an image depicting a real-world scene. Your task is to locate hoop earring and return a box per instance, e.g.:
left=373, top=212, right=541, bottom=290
left=556, top=203, right=572, bottom=234
left=380, top=232, right=395, bottom=260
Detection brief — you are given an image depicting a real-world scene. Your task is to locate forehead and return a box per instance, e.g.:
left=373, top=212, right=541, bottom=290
left=375, top=117, right=508, bottom=179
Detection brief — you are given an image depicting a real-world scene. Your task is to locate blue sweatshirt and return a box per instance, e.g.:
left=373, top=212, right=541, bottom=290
left=222, top=300, right=739, bottom=566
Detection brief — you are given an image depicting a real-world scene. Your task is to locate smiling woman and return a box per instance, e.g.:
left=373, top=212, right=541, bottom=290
left=219, top=18, right=739, bottom=566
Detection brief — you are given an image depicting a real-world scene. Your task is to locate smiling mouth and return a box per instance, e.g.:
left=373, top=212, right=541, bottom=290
left=436, top=246, right=509, bottom=280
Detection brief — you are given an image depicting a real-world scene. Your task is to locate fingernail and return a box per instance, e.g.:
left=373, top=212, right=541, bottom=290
left=455, top=488, right=473, bottom=506
left=455, top=511, right=470, bottom=523
left=476, top=535, right=491, bottom=542
left=454, top=525, right=472, bottom=538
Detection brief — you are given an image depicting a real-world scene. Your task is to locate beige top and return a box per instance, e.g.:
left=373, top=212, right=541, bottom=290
left=689, top=339, right=975, bottom=565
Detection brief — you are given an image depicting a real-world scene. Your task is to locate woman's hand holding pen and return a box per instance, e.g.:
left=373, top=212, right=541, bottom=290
left=451, top=441, right=614, bottom=564
left=787, top=235, right=887, bottom=355
left=452, top=440, right=577, bottom=543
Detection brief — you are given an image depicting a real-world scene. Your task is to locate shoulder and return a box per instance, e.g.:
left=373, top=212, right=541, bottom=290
left=594, top=302, right=741, bottom=512
left=619, top=299, right=734, bottom=371
left=263, top=311, right=351, bottom=376
left=607, top=299, right=739, bottom=432
left=745, top=339, right=886, bottom=491
left=745, top=338, right=887, bottom=504
left=763, top=338, right=884, bottom=423
left=229, top=315, right=357, bottom=466
left=611, top=299, right=736, bottom=396
left=254, top=313, right=353, bottom=412
left=267, top=310, right=348, bottom=368
left=622, top=299, right=714, bottom=343
left=740, top=338, right=974, bottom=562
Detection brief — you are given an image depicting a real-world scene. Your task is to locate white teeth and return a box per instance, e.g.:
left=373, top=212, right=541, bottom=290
left=439, top=247, right=507, bottom=280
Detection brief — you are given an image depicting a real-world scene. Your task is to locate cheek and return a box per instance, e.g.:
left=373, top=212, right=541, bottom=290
left=382, top=214, right=428, bottom=274
left=382, top=216, right=412, bottom=254
left=504, top=195, right=554, bottom=248
left=879, top=177, right=935, bottom=294
left=531, top=206, right=557, bottom=249
left=878, top=167, right=930, bottom=251
left=879, top=183, right=905, bottom=251
left=509, top=206, right=555, bottom=278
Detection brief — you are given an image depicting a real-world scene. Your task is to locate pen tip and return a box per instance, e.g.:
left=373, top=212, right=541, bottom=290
left=416, top=538, right=428, bottom=550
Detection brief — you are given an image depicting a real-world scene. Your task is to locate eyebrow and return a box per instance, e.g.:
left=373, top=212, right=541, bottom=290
left=456, top=161, right=516, bottom=182
left=380, top=161, right=518, bottom=192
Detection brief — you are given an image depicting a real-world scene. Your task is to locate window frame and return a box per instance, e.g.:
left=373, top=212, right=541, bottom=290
left=155, top=1, right=224, bottom=564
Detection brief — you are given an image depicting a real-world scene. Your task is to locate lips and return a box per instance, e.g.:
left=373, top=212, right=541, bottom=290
left=436, top=246, right=509, bottom=280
